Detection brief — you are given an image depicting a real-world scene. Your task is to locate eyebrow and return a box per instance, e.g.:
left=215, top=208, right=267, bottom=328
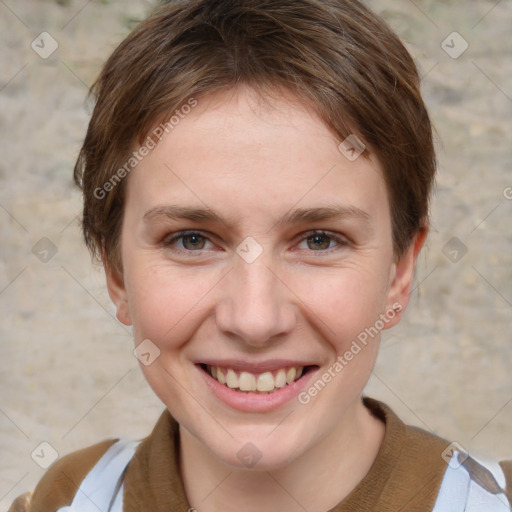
left=143, top=204, right=373, bottom=230
left=276, top=205, right=372, bottom=228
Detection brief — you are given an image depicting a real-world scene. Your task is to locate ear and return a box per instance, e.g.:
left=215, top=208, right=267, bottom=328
left=383, top=226, right=428, bottom=329
left=104, top=262, right=133, bottom=326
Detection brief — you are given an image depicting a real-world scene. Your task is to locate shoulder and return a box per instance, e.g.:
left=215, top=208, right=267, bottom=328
left=364, top=398, right=512, bottom=509
left=403, top=422, right=512, bottom=509
left=434, top=449, right=512, bottom=510
left=403, top=421, right=512, bottom=508
left=8, top=438, right=117, bottom=512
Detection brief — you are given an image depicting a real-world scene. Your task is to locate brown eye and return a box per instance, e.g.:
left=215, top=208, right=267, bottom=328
left=163, top=230, right=216, bottom=254
left=306, top=234, right=332, bottom=250
left=181, top=234, right=206, bottom=250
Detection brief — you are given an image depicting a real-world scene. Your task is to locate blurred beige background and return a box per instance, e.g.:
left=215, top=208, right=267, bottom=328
left=1, top=0, right=511, bottom=507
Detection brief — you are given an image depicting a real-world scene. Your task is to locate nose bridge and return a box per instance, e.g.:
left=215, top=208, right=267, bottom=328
left=216, top=253, right=295, bottom=346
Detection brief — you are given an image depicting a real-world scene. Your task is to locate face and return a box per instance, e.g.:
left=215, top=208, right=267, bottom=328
left=107, top=87, right=421, bottom=470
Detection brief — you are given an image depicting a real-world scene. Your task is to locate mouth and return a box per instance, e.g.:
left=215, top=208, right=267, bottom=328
left=198, top=363, right=316, bottom=394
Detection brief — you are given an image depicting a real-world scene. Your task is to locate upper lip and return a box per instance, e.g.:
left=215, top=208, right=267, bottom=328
left=196, top=359, right=318, bottom=373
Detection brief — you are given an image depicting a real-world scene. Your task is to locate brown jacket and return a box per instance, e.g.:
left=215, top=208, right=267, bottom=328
left=9, top=398, right=512, bottom=511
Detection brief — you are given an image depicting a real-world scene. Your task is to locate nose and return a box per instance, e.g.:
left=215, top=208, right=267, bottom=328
left=215, top=254, right=296, bottom=348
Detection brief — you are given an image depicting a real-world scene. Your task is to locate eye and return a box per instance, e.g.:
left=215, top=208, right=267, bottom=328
left=296, top=230, right=348, bottom=252
left=164, top=231, right=213, bottom=251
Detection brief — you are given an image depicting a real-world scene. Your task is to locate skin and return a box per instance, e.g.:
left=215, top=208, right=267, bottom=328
left=106, top=86, right=426, bottom=511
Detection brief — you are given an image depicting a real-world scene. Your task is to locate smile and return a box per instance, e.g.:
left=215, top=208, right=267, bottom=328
left=202, top=364, right=311, bottom=394
left=197, top=360, right=319, bottom=412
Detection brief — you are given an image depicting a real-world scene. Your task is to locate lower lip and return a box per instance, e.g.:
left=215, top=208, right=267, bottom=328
left=197, top=366, right=318, bottom=412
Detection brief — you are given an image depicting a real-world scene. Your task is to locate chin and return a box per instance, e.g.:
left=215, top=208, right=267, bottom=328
left=205, top=424, right=310, bottom=471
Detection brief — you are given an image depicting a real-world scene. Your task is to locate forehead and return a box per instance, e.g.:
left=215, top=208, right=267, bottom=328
left=125, top=87, right=389, bottom=226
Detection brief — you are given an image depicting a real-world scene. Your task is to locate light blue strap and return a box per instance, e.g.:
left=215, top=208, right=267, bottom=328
left=57, top=438, right=139, bottom=512
left=432, top=452, right=471, bottom=512
left=465, top=477, right=511, bottom=512
left=433, top=451, right=511, bottom=512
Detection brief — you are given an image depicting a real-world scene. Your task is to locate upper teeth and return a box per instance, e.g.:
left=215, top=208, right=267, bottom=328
left=208, top=366, right=304, bottom=393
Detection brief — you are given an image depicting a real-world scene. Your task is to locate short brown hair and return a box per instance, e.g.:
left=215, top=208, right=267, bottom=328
left=74, top=0, right=436, bottom=272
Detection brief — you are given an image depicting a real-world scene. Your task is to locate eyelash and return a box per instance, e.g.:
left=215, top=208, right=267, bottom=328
left=162, top=229, right=349, bottom=255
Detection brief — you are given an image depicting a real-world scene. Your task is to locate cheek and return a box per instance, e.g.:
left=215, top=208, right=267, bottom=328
left=294, top=264, right=390, bottom=351
left=123, top=260, right=217, bottom=346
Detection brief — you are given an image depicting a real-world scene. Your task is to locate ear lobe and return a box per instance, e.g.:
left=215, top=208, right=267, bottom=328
left=105, top=264, right=133, bottom=326
left=384, top=226, right=428, bottom=329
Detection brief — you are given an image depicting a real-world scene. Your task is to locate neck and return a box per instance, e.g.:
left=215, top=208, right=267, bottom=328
left=180, top=398, right=385, bottom=512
